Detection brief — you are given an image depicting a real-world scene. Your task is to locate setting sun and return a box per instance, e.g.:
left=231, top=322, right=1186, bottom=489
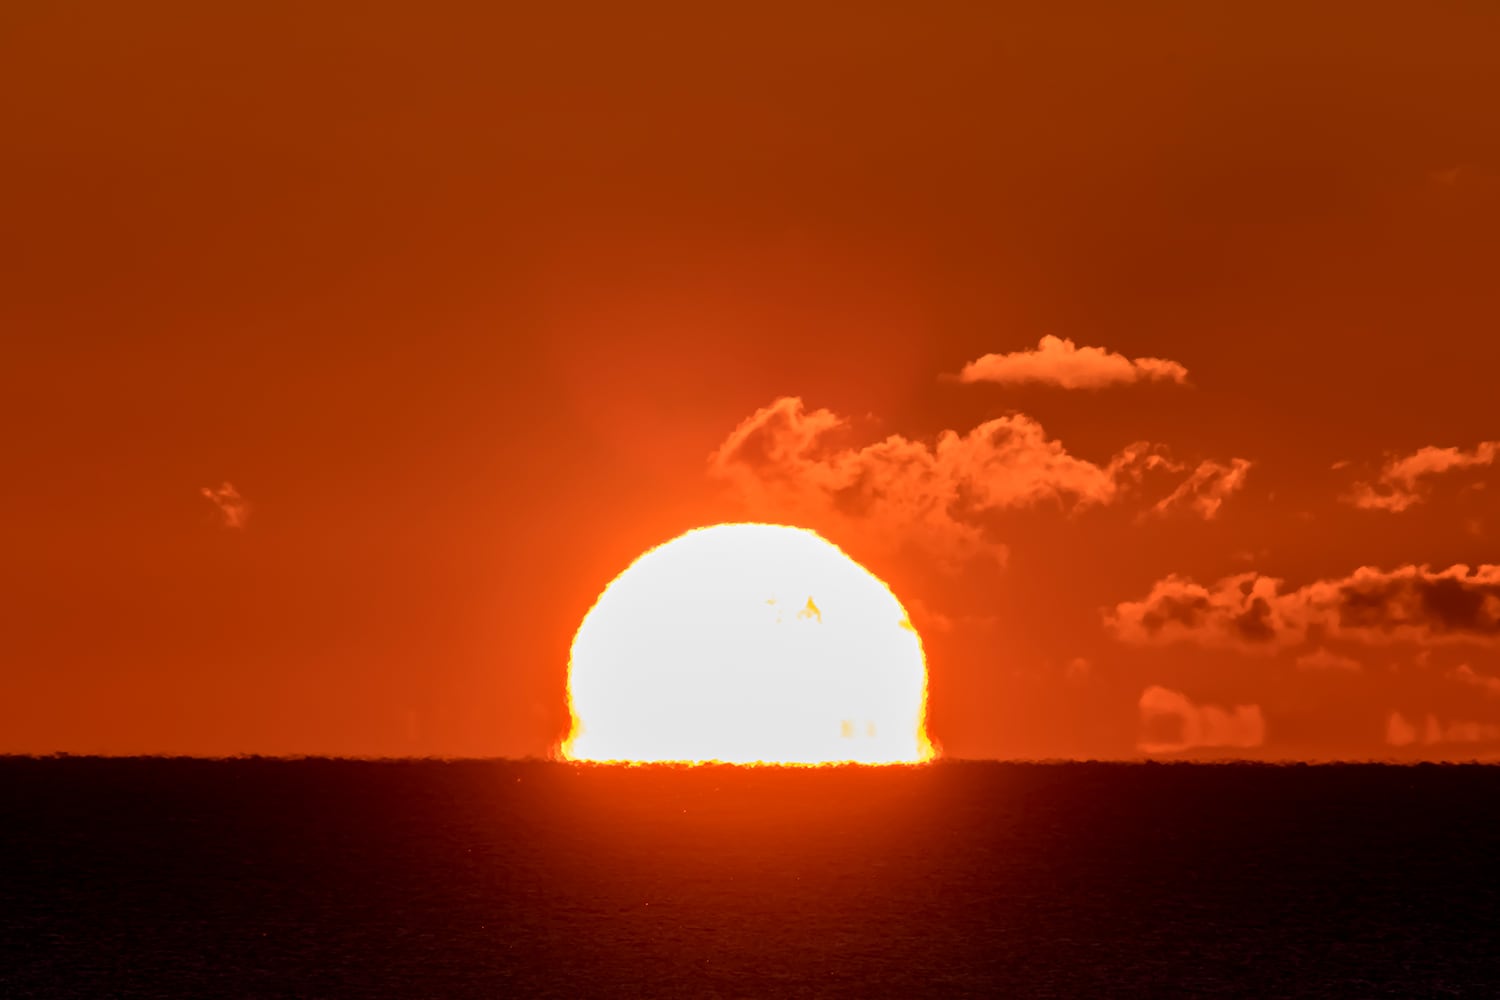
left=562, top=523, right=934, bottom=765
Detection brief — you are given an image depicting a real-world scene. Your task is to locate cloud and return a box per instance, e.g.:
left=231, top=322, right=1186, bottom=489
left=1450, top=664, right=1500, bottom=697
left=1428, top=163, right=1500, bottom=191
left=200, top=481, right=250, bottom=529
left=1430, top=165, right=1468, bottom=187
left=1343, top=441, right=1498, bottom=513
left=1150, top=458, right=1252, bottom=520
left=1387, top=711, right=1500, bottom=747
left=1386, top=711, right=1417, bottom=747
left=1137, top=685, right=1264, bottom=754
left=709, top=397, right=1114, bottom=565
left=710, top=397, right=1247, bottom=565
left=1107, top=572, right=1298, bottom=651
left=1433, top=718, right=1500, bottom=743
left=902, top=596, right=997, bottom=634
left=957, top=335, right=1189, bottom=389
left=1108, top=563, right=1500, bottom=650
left=1295, top=648, right=1362, bottom=672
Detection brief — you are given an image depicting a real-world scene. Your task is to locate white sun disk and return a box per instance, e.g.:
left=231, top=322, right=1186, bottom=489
left=564, top=523, right=933, bottom=764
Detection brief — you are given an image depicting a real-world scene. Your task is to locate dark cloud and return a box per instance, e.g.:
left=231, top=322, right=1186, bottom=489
left=1330, top=565, right=1500, bottom=641
left=1109, top=564, right=1500, bottom=649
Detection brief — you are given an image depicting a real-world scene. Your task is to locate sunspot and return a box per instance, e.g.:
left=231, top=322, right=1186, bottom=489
left=562, top=523, right=934, bottom=765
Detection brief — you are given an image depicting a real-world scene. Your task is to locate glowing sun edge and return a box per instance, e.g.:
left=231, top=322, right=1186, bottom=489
left=559, top=523, right=937, bottom=767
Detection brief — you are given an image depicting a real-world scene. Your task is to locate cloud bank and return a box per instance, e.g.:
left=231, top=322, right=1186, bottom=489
left=710, top=397, right=1247, bottom=565
left=957, top=335, right=1189, bottom=389
left=1387, top=711, right=1500, bottom=747
left=1108, top=563, right=1500, bottom=650
left=1137, top=685, right=1264, bottom=754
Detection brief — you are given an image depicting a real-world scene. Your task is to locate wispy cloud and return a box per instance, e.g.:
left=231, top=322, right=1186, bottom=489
left=1150, top=458, right=1252, bottom=520
left=1428, top=163, right=1499, bottom=190
left=1064, top=657, right=1091, bottom=683
left=1450, top=663, right=1500, bottom=697
left=957, top=335, right=1189, bottom=390
left=1342, top=441, right=1498, bottom=513
left=201, top=481, right=250, bottom=529
left=1295, top=648, right=1362, bottom=672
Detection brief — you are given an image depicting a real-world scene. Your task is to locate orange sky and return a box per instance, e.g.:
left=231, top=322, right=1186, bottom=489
left=3, top=3, right=1498, bottom=760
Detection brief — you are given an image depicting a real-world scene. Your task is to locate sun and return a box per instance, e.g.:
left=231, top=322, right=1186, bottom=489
left=561, top=523, right=934, bottom=765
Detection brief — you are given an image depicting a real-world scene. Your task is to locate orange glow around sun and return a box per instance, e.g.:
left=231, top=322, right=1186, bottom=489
left=562, top=523, right=935, bottom=765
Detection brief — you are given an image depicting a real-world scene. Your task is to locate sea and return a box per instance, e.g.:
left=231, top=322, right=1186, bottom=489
left=3, top=757, right=1498, bottom=998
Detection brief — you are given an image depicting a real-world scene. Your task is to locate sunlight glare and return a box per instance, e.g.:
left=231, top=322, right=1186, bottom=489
left=562, top=523, right=934, bottom=765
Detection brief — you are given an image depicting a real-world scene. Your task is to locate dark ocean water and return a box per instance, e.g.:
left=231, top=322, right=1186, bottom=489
left=3, top=758, right=1498, bottom=998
